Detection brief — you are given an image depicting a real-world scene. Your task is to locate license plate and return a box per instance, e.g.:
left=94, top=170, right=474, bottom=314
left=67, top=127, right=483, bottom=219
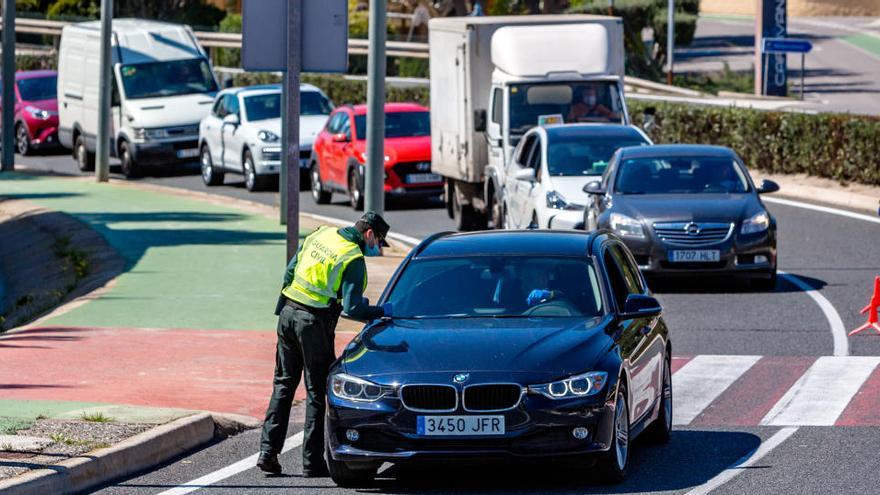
left=417, top=415, right=505, bottom=436
left=406, top=173, right=442, bottom=184
left=176, top=148, right=199, bottom=159
left=669, top=250, right=720, bottom=262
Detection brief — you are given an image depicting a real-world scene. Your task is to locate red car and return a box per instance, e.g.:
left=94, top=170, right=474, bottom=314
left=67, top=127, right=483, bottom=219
left=309, top=102, right=441, bottom=210
left=0, top=70, right=60, bottom=155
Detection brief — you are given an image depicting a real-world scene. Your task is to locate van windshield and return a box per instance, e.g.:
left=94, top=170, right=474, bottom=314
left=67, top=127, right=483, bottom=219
left=119, top=59, right=218, bottom=100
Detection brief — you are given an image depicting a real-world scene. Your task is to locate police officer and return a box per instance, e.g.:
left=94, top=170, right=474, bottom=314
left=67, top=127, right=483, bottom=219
left=257, top=212, right=392, bottom=477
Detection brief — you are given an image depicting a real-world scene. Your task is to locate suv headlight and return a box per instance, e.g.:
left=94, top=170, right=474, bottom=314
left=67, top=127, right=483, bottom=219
left=741, top=211, right=770, bottom=234
left=529, top=371, right=608, bottom=399
left=609, top=213, right=645, bottom=238
left=546, top=190, right=582, bottom=211
left=331, top=373, right=394, bottom=402
left=258, top=130, right=279, bottom=142
left=25, top=106, right=50, bottom=120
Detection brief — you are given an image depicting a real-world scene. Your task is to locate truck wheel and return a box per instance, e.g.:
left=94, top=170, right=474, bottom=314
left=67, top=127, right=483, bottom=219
left=444, top=180, right=455, bottom=220
left=75, top=134, right=95, bottom=172
left=452, top=191, right=485, bottom=231
left=120, top=141, right=141, bottom=178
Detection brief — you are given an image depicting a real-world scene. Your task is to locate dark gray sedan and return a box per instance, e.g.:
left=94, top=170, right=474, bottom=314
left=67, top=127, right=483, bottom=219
left=581, top=144, right=779, bottom=289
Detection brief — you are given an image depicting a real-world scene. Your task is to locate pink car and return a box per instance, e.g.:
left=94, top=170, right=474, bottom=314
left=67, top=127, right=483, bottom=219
left=0, top=70, right=60, bottom=155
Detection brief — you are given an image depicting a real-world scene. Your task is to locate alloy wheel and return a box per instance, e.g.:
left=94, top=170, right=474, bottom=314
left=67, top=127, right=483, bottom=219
left=615, top=393, right=629, bottom=471
left=16, top=125, right=29, bottom=155
left=244, top=157, right=256, bottom=191
left=201, top=149, right=212, bottom=183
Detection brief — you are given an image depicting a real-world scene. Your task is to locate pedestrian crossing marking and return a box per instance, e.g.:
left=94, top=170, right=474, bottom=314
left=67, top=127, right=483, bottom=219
left=672, top=355, right=761, bottom=425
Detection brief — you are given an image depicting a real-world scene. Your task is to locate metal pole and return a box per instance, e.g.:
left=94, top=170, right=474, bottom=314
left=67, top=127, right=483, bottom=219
left=365, top=0, right=386, bottom=215
left=666, top=0, right=674, bottom=85
left=95, top=0, right=113, bottom=182
left=1, top=0, right=15, bottom=171
left=280, top=71, right=287, bottom=226
left=284, top=0, right=302, bottom=261
left=800, top=52, right=805, bottom=100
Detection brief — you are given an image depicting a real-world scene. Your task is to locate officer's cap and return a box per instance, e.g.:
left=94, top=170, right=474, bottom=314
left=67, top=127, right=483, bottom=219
left=357, top=211, right=390, bottom=246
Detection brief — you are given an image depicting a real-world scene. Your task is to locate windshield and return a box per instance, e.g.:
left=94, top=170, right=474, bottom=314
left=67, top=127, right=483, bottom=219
left=244, top=91, right=333, bottom=121
left=386, top=256, right=604, bottom=319
left=509, top=82, right=623, bottom=140
left=17, top=76, right=57, bottom=101
left=615, top=156, right=750, bottom=194
left=354, top=111, right=430, bottom=140
left=547, top=134, right=649, bottom=176
left=120, top=59, right=217, bottom=100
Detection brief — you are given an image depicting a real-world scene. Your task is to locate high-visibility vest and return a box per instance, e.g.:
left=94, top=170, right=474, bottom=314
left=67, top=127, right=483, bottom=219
left=281, top=226, right=366, bottom=308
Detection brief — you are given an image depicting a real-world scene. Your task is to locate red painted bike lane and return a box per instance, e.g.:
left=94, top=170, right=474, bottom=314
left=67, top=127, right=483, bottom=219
left=0, top=326, right=358, bottom=419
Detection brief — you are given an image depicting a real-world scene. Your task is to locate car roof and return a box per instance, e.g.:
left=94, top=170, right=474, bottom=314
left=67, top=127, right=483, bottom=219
left=543, top=124, right=647, bottom=140
left=15, top=70, right=57, bottom=80
left=348, top=102, right=429, bottom=115
left=617, top=143, right=736, bottom=158
left=221, top=83, right=321, bottom=96
left=415, top=230, right=599, bottom=259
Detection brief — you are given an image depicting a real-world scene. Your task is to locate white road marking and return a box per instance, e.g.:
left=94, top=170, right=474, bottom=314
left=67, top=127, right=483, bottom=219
left=779, top=271, right=849, bottom=357
left=763, top=196, right=880, bottom=225
left=672, top=355, right=761, bottom=425
left=761, top=356, right=880, bottom=426
left=156, top=432, right=304, bottom=495
left=683, top=426, right=799, bottom=495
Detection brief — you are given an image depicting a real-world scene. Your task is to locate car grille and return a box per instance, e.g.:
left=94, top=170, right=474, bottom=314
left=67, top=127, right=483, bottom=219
left=393, top=161, right=432, bottom=176
left=463, top=384, right=522, bottom=411
left=166, top=125, right=200, bottom=137
left=653, top=222, right=733, bottom=246
left=400, top=385, right=457, bottom=412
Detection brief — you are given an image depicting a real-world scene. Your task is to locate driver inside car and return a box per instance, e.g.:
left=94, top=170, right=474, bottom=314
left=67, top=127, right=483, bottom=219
left=567, top=85, right=616, bottom=122
left=522, top=264, right=564, bottom=307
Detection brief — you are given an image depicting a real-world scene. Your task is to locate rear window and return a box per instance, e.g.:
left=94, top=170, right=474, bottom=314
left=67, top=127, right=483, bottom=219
left=17, top=76, right=57, bottom=101
left=386, top=255, right=604, bottom=319
left=354, top=111, right=430, bottom=140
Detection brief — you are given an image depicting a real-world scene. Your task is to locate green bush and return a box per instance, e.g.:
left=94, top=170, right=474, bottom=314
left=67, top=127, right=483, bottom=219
left=226, top=73, right=429, bottom=107
left=628, top=100, right=880, bottom=186
left=17, top=53, right=56, bottom=71
left=214, top=13, right=242, bottom=68
left=47, top=0, right=99, bottom=20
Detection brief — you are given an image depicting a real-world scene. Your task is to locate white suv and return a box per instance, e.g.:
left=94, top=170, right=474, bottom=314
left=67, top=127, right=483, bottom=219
left=502, top=124, right=651, bottom=230
left=198, top=84, right=333, bottom=191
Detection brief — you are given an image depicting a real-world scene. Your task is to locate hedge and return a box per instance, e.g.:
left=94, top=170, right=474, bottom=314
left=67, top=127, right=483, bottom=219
left=628, top=100, right=880, bottom=186
left=230, top=72, right=430, bottom=107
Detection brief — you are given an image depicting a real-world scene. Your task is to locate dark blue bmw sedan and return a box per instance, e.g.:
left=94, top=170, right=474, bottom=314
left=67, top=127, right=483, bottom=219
left=325, top=230, right=672, bottom=487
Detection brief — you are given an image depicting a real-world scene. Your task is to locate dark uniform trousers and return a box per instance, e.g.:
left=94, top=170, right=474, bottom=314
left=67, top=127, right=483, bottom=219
left=260, top=302, right=338, bottom=470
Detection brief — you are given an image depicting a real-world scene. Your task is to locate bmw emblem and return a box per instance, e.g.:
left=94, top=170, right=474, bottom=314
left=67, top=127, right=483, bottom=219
left=453, top=373, right=469, bottom=384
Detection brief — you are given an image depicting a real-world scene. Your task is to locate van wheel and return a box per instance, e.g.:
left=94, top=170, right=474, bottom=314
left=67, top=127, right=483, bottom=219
left=311, top=161, right=331, bottom=204
left=120, top=141, right=141, bottom=178
left=200, top=144, right=223, bottom=186
left=15, top=123, right=32, bottom=156
left=243, top=149, right=270, bottom=192
left=348, top=167, right=364, bottom=211
left=75, top=134, right=95, bottom=172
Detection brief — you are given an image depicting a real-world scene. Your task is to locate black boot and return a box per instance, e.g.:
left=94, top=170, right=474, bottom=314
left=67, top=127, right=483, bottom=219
left=257, top=452, right=282, bottom=475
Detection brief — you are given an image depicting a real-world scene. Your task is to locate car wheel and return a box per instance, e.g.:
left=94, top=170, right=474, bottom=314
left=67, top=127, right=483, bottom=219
left=243, top=150, right=270, bottom=192
left=75, top=134, right=95, bottom=172
left=200, top=144, right=224, bottom=186
left=348, top=167, right=364, bottom=210
left=752, top=269, right=777, bottom=291
left=324, top=440, right=378, bottom=488
left=643, top=357, right=672, bottom=444
left=598, top=383, right=629, bottom=484
left=311, top=160, right=332, bottom=204
left=120, top=141, right=141, bottom=178
left=15, top=123, right=32, bottom=156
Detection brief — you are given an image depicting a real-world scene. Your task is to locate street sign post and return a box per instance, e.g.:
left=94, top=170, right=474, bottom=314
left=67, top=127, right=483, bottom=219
left=1, top=0, right=15, bottom=172
left=365, top=0, right=386, bottom=216
left=95, top=0, right=113, bottom=182
left=242, top=0, right=347, bottom=261
left=762, top=37, right=812, bottom=100
left=755, top=0, right=787, bottom=97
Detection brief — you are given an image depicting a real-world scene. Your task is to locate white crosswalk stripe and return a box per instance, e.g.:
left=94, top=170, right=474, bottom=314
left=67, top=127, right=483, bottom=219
left=760, top=356, right=880, bottom=426
left=672, top=354, right=761, bottom=425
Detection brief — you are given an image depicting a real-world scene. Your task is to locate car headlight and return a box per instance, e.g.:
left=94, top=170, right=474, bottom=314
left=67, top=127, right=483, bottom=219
left=741, top=211, right=770, bottom=234
left=546, top=190, right=583, bottom=211
left=529, top=371, right=608, bottom=399
left=331, top=373, right=393, bottom=402
left=133, top=128, right=169, bottom=140
left=609, top=213, right=645, bottom=238
left=258, top=130, right=279, bottom=142
left=25, top=106, right=50, bottom=120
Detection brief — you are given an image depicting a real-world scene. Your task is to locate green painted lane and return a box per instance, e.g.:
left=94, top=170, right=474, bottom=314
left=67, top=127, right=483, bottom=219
left=0, top=173, right=306, bottom=331
left=843, top=33, right=880, bottom=59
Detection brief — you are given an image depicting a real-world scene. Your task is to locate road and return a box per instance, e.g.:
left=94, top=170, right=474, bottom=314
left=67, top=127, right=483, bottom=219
left=17, top=152, right=880, bottom=494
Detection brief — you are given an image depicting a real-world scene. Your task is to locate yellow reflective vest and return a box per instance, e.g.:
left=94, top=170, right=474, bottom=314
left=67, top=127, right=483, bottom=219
left=281, top=226, right=366, bottom=308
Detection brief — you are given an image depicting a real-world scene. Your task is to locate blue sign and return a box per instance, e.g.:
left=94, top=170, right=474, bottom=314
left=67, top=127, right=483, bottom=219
left=763, top=38, right=813, bottom=54
left=759, top=0, right=788, bottom=96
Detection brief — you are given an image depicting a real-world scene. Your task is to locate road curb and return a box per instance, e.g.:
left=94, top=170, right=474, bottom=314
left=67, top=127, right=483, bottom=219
left=757, top=173, right=879, bottom=215
left=0, top=412, right=218, bottom=495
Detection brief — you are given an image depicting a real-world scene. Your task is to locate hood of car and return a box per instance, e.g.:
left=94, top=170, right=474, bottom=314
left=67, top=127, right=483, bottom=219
left=380, top=135, right=432, bottom=165
left=253, top=115, right=328, bottom=146
left=22, top=98, right=58, bottom=112
left=339, top=317, right=612, bottom=383
left=127, top=93, right=215, bottom=128
left=546, top=176, right=601, bottom=207
left=612, top=193, right=757, bottom=223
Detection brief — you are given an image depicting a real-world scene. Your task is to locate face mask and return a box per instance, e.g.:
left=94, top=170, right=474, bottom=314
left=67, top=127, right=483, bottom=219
left=365, top=242, right=381, bottom=257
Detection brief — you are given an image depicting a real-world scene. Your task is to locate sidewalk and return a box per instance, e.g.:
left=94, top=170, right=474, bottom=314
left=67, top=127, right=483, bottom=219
left=0, top=172, right=407, bottom=419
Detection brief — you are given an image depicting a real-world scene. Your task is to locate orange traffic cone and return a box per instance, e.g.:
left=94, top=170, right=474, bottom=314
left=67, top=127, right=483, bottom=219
left=850, top=276, right=880, bottom=336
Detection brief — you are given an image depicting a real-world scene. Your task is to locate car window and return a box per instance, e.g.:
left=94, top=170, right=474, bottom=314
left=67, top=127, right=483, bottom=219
left=244, top=93, right=281, bottom=121
left=120, top=58, right=217, bottom=99
left=17, top=76, right=57, bottom=101
left=603, top=248, right=630, bottom=310
left=302, top=91, right=334, bottom=116
left=325, top=112, right=342, bottom=134
left=526, top=138, right=542, bottom=170
left=516, top=134, right=536, bottom=167
left=354, top=111, right=431, bottom=140
left=339, top=113, right=351, bottom=139
left=615, top=155, right=749, bottom=195
left=386, top=255, right=604, bottom=318
left=212, top=96, right=227, bottom=118
left=226, top=94, right=240, bottom=116
left=610, top=244, right=644, bottom=294
left=491, top=88, right=503, bottom=124
left=546, top=133, right=649, bottom=177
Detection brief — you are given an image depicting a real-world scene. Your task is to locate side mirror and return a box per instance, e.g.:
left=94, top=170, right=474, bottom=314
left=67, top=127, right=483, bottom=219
left=514, top=168, right=536, bottom=182
left=642, top=106, right=656, bottom=132
left=582, top=180, right=605, bottom=195
left=223, top=113, right=240, bottom=126
left=621, top=294, right=662, bottom=319
left=757, top=179, right=780, bottom=194
left=332, top=132, right=350, bottom=143
left=474, top=109, right=487, bottom=133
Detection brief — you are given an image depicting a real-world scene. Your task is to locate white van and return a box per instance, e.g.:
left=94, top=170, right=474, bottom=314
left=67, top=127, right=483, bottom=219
left=58, top=19, right=219, bottom=178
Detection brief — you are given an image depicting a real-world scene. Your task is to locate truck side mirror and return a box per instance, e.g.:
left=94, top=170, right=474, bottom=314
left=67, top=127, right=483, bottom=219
left=474, top=109, right=487, bottom=133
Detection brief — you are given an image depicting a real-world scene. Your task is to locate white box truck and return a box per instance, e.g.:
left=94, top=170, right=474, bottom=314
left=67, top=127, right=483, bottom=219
left=429, top=15, right=627, bottom=230
left=58, top=19, right=219, bottom=178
